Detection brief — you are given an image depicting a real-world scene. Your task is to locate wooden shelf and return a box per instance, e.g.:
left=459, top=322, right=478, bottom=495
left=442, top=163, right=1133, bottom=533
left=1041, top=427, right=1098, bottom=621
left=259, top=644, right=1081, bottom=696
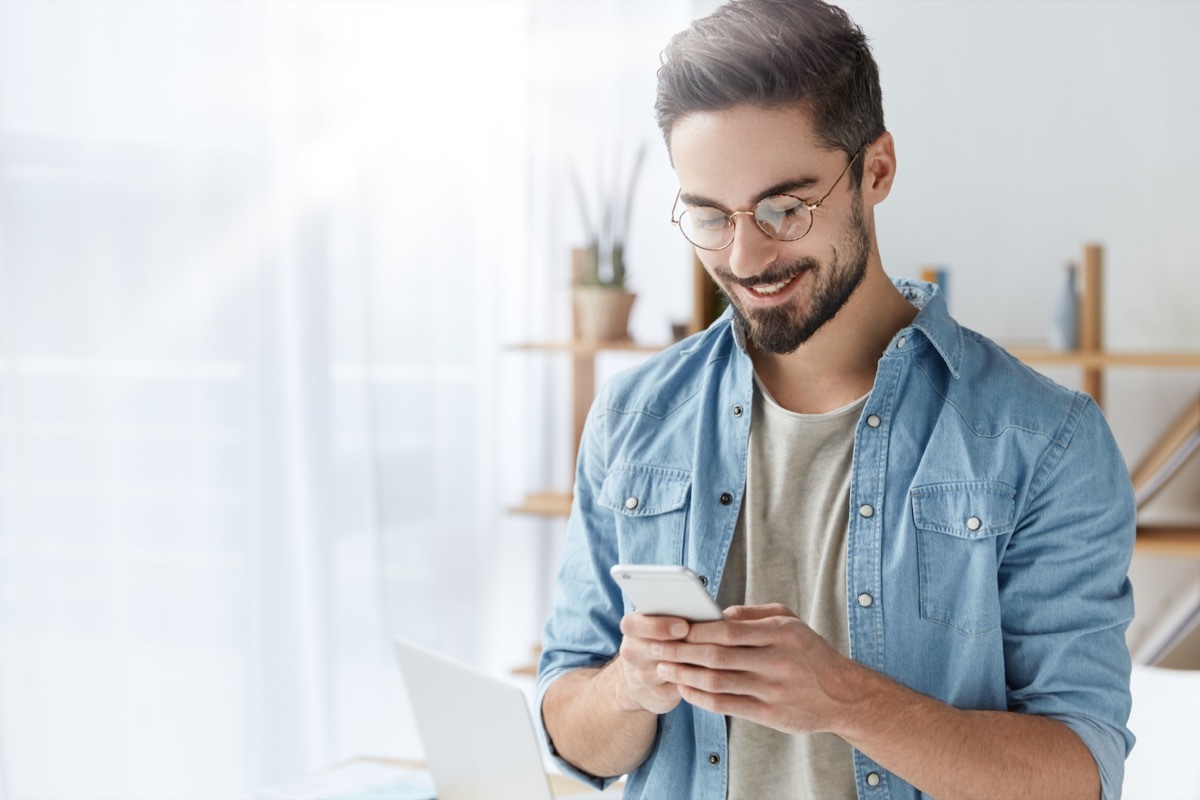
left=1135, top=526, right=1200, bottom=557
left=511, top=643, right=542, bottom=677
left=509, top=339, right=674, bottom=477
left=1007, top=348, right=1200, bottom=369
left=510, top=491, right=572, bottom=517
left=1004, top=247, right=1200, bottom=558
left=999, top=243, right=1200, bottom=409
left=509, top=339, right=669, bottom=356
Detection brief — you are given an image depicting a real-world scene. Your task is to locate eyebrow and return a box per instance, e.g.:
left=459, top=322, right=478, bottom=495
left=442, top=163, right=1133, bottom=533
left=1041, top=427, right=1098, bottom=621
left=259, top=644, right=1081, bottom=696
left=679, top=175, right=823, bottom=211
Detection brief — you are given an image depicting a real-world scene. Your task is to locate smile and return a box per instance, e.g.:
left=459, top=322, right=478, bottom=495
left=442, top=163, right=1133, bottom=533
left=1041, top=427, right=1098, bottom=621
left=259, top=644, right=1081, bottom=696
left=746, top=274, right=799, bottom=297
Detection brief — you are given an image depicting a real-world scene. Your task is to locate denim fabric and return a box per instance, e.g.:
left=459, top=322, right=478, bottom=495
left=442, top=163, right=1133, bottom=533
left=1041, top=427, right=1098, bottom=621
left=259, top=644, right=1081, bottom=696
left=537, top=279, right=1135, bottom=800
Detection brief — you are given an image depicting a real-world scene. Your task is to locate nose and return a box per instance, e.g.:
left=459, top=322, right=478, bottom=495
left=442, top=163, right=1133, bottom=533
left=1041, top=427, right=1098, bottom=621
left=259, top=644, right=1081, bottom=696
left=725, top=213, right=778, bottom=279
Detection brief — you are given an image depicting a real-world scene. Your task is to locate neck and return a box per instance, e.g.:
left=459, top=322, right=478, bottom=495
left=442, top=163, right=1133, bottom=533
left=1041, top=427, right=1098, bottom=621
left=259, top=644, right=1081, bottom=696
left=749, top=261, right=918, bottom=414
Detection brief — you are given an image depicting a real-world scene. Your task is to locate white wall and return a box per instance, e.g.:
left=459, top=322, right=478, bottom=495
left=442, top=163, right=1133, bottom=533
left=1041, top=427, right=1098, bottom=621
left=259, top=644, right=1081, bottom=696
left=852, top=0, right=1198, bottom=343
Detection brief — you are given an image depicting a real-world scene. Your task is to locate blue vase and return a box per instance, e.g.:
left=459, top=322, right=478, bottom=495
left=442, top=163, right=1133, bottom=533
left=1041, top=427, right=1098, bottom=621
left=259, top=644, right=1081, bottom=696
left=1049, top=263, right=1079, bottom=351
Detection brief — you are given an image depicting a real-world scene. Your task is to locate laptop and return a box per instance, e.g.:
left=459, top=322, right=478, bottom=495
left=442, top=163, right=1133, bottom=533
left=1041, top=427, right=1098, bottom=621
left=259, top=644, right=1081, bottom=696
left=394, top=639, right=574, bottom=800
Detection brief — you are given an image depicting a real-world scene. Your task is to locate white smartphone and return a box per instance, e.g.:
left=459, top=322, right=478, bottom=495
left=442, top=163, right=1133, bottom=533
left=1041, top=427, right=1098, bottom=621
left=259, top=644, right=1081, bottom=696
left=609, top=564, right=723, bottom=622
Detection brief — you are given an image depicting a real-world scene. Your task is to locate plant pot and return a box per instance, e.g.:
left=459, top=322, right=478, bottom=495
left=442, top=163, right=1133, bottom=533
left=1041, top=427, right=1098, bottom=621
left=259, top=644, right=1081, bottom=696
left=573, top=286, right=636, bottom=342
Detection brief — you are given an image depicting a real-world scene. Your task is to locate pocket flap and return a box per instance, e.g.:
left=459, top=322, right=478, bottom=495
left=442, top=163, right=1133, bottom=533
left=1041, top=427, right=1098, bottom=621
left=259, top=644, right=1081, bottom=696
left=599, top=464, right=691, bottom=517
left=911, top=481, right=1016, bottom=539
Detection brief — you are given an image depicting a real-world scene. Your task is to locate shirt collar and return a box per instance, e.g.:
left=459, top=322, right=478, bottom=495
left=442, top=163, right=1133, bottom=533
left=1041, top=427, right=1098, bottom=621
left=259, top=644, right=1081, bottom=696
left=893, top=277, right=964, bottom=378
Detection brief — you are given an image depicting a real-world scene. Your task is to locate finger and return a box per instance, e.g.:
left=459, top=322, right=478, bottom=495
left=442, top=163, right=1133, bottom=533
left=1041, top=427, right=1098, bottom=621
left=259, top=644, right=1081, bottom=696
left=655, top=639, right=769, bottom=674
left=619, top=633, right=679, bottom=673
left=723, top=603, right=798, bottom=622
left=614, top=653, right=683, bottom=714
left=616, top=644, right=672, bottom=685
left=656, top=660, right=757, bottom=697
left=621, top=612, right=690, bottom=641
left=676, top=683, right=770, bottom=722
left=684, top=615, right=800, bottom=646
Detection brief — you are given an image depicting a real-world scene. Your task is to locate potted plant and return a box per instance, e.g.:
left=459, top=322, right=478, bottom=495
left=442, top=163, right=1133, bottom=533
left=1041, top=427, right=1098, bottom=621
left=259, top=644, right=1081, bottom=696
left=570, top=145, right=645, bottom=342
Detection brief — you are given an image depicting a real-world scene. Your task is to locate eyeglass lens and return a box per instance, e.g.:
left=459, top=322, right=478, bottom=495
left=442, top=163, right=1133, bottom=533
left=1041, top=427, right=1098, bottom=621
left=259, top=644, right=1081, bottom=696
left=677, top=195, right=812, bottom=250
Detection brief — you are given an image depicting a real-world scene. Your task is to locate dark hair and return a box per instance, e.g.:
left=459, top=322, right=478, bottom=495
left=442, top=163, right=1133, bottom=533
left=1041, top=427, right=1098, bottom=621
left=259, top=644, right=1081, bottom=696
left=655, top=0, right=884, bottom=180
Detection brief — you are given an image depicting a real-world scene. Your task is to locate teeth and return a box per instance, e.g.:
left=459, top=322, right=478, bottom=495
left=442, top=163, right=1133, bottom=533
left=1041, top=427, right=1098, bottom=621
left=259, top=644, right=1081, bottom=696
left=752, top=277, right=792, bottom=295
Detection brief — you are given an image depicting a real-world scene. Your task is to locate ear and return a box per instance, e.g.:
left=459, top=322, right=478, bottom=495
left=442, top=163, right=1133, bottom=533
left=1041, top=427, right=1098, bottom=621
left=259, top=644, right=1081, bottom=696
left=859, top=131, right=896, bottom=206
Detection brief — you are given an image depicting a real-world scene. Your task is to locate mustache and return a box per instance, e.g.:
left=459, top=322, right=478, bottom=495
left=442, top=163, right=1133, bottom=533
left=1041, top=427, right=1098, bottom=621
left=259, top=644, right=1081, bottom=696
left=712, top=258, right=819, bottom=288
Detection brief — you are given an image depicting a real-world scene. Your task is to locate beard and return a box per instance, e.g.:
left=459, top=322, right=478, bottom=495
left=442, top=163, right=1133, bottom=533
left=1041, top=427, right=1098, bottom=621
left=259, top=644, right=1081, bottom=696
left=714, top=199, right=871, bottom=355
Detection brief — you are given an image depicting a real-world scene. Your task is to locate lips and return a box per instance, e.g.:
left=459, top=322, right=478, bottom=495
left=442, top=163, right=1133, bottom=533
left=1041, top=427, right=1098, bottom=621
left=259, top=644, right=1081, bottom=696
left=746, top=275, right=797, bottom=297
left=713, top=260, right=817, bottom=308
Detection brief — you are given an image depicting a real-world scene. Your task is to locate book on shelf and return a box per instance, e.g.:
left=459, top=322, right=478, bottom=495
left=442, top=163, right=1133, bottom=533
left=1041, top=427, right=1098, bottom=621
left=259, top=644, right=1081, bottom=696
left=1130, top=393, right=1200, bottom=509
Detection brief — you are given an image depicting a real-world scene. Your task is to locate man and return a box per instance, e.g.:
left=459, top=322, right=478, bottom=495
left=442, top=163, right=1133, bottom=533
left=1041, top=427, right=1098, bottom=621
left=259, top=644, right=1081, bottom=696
left=536, top=1, right=1135, bottom=798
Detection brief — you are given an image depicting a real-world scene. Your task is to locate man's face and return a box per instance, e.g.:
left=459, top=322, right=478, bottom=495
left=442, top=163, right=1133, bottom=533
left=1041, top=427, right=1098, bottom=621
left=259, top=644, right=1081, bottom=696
left=669, top=105, right=871, bottom=355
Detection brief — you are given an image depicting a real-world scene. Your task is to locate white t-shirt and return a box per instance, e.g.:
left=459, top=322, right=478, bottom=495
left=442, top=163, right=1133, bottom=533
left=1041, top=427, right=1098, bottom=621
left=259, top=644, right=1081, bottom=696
left=716, top=378, right=866, bottom=800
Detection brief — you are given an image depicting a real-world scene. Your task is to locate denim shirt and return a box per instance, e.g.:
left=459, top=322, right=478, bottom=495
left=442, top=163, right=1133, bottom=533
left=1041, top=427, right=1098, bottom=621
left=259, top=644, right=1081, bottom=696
left=537, top=279, right=1135, bottom=800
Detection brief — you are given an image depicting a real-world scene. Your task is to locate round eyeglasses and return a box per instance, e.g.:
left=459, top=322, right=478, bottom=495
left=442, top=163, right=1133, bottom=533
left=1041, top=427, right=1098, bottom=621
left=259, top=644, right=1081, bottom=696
left=670, top=147, right=863, bottom=251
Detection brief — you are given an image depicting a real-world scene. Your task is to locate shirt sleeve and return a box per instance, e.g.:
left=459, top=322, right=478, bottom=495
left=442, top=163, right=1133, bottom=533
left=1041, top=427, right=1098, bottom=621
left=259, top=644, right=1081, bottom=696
left=1000, top=395, right=1136, bottom=800
left=534, top=391, right=628, bottom=790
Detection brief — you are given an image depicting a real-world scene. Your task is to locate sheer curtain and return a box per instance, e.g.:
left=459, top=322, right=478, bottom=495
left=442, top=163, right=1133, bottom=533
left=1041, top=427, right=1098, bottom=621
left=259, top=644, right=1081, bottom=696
left=0, top=1, right=695, bottom=797
left=0, top=2, right=534, bottom=797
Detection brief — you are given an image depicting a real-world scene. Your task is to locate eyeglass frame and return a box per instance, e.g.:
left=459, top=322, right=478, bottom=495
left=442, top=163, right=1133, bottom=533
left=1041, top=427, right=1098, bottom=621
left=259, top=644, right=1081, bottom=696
left=669, top=146, right=865, bottom=252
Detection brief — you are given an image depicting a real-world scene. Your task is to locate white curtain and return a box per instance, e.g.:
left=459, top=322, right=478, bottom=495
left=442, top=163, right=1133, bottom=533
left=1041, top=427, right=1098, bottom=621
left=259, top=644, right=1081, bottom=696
left=0, top=1, right=694, bottom=797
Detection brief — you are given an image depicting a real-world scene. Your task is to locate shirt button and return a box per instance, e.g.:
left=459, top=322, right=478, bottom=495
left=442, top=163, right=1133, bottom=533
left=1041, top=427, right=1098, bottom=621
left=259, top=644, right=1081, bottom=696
left=732, top=404, right=744, bottom=417
left=966, top=516, right=982, bottom=531
left=708, top=752, right=721, bottom=766
left=698, top=575, right=708, bottom=587
left=896, top=336, right=907, bottom=349
left=859, top=504, right=874, bottom=518
left=625, top=497, right=639, bottom=510
left=719, top=492, right=733, bottom=506
left=866, top=414, right=881, bottom=428
left=866, top=771, right=881, bottom=787
left=858, top=593, right=874, bottom=608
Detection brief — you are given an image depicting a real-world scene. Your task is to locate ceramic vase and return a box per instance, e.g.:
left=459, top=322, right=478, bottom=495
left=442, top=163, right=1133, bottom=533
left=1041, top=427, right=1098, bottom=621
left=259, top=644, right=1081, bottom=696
left=1049, top=263, right=1079, bottom=351
left=573, top=286, right=636, bottom=342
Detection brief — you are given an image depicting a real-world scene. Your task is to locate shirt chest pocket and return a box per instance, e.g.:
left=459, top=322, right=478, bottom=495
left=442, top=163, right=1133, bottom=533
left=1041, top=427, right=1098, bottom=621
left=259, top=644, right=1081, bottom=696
left=912, top=482, right=1016, bottom=637
left=599, top=464, right=691, bottom=565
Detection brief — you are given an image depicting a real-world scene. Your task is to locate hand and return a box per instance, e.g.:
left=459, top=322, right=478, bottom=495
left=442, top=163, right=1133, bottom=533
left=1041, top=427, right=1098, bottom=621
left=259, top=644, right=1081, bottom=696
left=653, top=603, right=859, bottom=734
left=614, top=612, right=693, bottom=714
